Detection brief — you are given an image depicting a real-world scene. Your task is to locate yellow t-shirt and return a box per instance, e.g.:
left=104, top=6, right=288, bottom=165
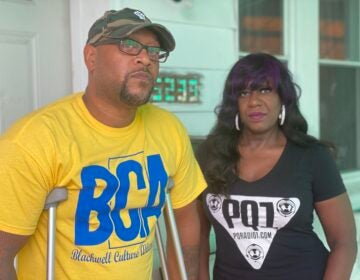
left=0, top=93, right=206, bottom=279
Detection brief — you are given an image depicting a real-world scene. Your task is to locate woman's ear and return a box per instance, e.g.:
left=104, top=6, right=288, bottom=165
left=83, top=44, right=96, bottom=72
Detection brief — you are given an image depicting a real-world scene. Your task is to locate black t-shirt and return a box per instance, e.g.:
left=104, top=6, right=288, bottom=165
left=202, top=141, right=346, bottom=280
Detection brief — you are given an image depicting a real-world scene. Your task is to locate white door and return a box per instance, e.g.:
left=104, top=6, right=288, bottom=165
left=0, top=0, right=72, bottom=133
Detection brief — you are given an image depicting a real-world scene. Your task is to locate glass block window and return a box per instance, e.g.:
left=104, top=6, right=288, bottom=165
left=238, top=0, right=283, bottom=55
left=320, top=0, right=359, bottom=60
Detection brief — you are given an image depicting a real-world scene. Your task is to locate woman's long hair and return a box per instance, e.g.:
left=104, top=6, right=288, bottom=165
left=197, top=53, right=329, bottom=194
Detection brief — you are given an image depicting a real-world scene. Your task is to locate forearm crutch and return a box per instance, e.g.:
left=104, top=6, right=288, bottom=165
left=44, top=187, right=68, bottom=280
left=155, top=178, right=188, bottom=280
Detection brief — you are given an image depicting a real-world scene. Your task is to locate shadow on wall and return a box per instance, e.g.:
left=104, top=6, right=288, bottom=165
left=191, top=136, right=206, bottom=152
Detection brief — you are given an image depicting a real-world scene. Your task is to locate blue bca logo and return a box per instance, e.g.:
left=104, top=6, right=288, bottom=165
left=75, top=153, right=167, bottom=247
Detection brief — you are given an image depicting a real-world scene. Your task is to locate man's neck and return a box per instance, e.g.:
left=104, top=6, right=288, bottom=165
left=82, top=90, right=137, bottom=128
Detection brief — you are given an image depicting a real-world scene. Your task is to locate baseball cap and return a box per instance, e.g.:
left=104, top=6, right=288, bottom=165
left=87, top=8, right=176, bottom=52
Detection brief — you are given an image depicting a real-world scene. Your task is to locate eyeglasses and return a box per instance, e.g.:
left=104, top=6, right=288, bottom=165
left=116, top=38, right=169, bottom=63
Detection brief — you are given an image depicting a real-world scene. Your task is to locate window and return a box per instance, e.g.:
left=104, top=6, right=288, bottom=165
left=320, top=0, right=359, bottom=60
left=238, top=0, right=284, bottom=55
left=319, top=0, right=360, bottom=171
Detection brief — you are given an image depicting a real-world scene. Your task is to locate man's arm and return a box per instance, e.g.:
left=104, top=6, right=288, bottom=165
left=0, top=230, right=30, bottom=280
left=166, top=199, right=200, bottom=280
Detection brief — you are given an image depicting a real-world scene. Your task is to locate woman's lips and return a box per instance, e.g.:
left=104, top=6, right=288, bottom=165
left=248, top=112, right=266, bottom=121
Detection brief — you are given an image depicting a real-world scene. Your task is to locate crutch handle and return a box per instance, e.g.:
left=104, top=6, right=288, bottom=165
left=44, top=187, right=68, bottom=209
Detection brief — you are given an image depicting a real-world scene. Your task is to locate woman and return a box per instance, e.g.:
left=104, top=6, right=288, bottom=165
left=197, top=53, right=357, bottom=280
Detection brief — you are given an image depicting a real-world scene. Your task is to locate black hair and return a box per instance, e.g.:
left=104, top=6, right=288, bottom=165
left=197, top=53, right=334, bottom=194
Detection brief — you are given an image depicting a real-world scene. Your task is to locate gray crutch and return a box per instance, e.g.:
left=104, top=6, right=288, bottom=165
left=155, top=178, right=188, bottom=280
left=44, top=187, right=68, bottom=280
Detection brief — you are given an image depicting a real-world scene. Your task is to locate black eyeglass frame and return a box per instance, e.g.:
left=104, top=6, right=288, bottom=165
left=93, top=36, right=169, bottom=63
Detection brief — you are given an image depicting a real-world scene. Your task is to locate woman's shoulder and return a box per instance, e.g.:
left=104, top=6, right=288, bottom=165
left=287, top=139, right=334, bottom=161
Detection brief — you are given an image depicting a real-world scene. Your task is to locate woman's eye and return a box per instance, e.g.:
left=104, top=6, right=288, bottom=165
left=240, top=91, right=250, bottom=97
left=260, top=87, right=272, bottom=94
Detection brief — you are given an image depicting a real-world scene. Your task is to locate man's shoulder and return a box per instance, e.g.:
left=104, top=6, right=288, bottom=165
left=139, top=103, right=182, bottom=124
left=140, top=103, right=173, bottom=114
left=2, top=93, right=82, bottom=139
left=138, top=104, right=188, bottom=139
left=35, top=92, right=82, bottom=116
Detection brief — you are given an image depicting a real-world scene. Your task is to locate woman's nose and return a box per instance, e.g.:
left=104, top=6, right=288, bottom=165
left=248, top=91, right=261, bottom=106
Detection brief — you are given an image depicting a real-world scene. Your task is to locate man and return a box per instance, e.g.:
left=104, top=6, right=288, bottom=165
left=0, top=8, right=206, bottom=279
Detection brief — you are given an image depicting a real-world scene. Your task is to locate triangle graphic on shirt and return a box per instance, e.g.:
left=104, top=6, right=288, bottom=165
left=206, top=193, right=300, bottom=270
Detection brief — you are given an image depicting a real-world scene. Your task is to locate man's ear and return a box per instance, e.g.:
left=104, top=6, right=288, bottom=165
left=84, top=44, right=96, bottom=72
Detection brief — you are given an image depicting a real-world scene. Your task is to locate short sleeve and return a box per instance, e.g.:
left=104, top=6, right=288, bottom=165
left=311, top=145, right=346, bottom=202
left=0, top=139, right=50, bottom=235
left=168, top=122, right=207, bottom=209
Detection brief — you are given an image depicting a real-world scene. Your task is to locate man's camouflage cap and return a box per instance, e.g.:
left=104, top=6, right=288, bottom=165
left=87, top=8, right=176, bottom=52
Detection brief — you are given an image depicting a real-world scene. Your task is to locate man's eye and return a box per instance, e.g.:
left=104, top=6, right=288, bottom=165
left=124, top=43, right=137, bottom=49
left=122, top=40, right=140, bottom=48
left=148, top=47, right=161, bottom=55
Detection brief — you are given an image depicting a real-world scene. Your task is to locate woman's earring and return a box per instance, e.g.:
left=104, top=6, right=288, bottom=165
left=279, top=105, right=286, bottom=126
left=235, top=113, right=241, bottom=131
